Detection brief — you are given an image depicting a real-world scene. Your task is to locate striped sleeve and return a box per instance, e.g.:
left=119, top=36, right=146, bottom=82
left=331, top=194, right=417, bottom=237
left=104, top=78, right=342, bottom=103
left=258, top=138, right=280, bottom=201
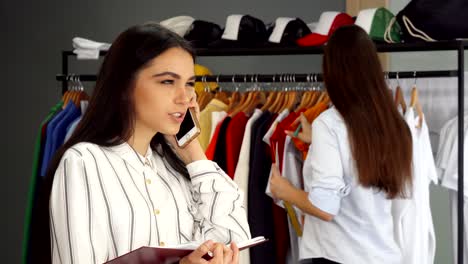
left=49, top=150, right=106, bottom=264
left=187, top=160, right=251, bottom=244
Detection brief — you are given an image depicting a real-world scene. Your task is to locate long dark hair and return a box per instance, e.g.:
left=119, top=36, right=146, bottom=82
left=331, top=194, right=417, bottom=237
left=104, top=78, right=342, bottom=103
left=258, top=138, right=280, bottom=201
left=31, top=23, right=195, bottom=263
left=322, top=25, right=412, bottom=199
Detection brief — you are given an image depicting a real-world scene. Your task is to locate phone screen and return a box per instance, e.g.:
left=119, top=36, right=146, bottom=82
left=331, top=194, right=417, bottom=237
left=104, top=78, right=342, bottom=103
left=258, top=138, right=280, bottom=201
left=176, top=109, right=195, bottom=141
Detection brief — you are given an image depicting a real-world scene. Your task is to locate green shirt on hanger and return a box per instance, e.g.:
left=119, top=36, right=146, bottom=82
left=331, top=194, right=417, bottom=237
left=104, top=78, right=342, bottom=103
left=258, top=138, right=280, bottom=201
left=22, top=101, right=63, bottom=264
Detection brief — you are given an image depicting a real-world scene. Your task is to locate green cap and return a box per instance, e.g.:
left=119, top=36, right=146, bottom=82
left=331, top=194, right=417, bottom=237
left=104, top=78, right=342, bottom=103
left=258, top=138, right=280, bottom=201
left=355, top=7, right=402, bottom=43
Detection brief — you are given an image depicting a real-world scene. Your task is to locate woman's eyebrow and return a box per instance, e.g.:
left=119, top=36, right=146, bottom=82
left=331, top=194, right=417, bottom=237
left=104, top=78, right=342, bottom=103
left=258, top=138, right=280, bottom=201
left=152, top=72, right=196, bottom=81
left=152, top=71, right=181, bottom=79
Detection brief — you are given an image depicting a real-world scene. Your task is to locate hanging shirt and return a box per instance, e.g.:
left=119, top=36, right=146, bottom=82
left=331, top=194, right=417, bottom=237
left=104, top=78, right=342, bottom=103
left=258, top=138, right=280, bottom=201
left=248, top=112, right=277, bottom=264
left=210, top=111, right=228, bottom=142
left=50, top=102, right=81, bottom=152
left=65, top=101, right=89, bottom=142
left=392, top=107, right=437, bottom=264
left=233, top=108, right=263, bottom=264
left=49, top=142, right=251, bottom=264
left=436, top=115, right=468, bottom=264
left=300, top=107, right=401, bottom=263
left=40, top=101, right=76, bottom=177
left=261, top=109, right=292, bottom=264
left=205, top=116, right=228, bottom=160
left=225, top=112, right=249, bottom=178
left=289, top=102, right=328, bottom=160
left=437, top=114, right=468, bottom=195
left=262, top=109, right=290, bottom=148
left=212, top=117, right=232, bottom=171
left=282, top=134, right=304, bottom=264
left=265, top=111, right=303, bottom=232
left=198, top=99, right=229, bottom=150
left=23, top=101, right=63, bottom=264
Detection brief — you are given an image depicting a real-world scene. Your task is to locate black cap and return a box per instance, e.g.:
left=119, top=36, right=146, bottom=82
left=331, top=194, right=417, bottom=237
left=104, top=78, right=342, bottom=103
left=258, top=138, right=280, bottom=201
left=184, top=20, right=223, bottom=48
left=209, top=15, right=269, bottom=48
left=267, top=18, right=311, bottom=47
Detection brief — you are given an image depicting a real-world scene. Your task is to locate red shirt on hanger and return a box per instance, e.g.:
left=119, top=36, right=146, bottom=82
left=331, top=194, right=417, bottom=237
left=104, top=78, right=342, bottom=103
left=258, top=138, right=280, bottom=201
left=225, top=112, right=249, bottom=178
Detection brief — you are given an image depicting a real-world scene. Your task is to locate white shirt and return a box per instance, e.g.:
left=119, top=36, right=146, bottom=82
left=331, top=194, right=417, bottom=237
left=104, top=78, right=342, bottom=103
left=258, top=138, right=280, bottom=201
left=233, top=108, right=262, bottom=264
left=437, top=114, right=468, bottom=194
left=300, top=107, right=401, bottom=263
left=49, top=142, right=251, bottom=264
left=392, top=108, right=437, bottom=264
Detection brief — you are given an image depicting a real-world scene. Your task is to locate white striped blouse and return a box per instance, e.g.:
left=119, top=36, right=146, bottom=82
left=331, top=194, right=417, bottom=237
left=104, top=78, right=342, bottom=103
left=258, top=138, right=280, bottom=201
left=49, top=142, right=251, bottom=264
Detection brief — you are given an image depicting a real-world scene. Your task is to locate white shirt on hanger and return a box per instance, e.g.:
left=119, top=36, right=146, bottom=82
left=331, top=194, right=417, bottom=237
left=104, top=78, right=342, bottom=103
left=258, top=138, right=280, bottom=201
left=437, top=114, right=468, bottom=194
left=300, top=107, right=401, bottom=263
left=392, top=107, right=437, bottom=264
left=232, top=108, right=263, bottom=264
left=50, top=142, right=251, bottom=264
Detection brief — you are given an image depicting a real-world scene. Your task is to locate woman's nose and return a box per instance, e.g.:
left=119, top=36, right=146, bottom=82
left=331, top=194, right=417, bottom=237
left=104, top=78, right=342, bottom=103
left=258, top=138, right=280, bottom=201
left=175, top=86, right=191, bottom=105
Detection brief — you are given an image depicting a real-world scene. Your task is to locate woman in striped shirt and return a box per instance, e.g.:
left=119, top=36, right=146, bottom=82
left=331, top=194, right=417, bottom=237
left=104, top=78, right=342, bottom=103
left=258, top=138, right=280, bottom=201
left=43, top=23, right=251, bottom=264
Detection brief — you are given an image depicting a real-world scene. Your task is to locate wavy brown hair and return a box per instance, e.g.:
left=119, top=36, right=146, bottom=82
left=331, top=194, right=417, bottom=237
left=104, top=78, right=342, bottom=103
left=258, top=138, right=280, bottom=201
left=323, top=25, right=412, bottom=199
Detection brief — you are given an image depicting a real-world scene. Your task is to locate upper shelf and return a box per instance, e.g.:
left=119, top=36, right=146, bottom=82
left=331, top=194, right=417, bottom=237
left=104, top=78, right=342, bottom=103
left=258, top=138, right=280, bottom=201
left=63, top=40, right=468, bottom=57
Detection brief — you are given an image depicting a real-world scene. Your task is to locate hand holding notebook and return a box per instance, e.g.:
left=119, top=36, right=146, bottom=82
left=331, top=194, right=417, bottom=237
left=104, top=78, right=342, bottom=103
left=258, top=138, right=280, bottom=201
left=105, top=236, right=268, bottom=264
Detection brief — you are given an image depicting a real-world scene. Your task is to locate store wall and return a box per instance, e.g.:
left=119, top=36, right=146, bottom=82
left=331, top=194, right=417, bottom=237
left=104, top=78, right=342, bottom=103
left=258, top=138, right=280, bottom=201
left=3, top=0, right=344, bottom=262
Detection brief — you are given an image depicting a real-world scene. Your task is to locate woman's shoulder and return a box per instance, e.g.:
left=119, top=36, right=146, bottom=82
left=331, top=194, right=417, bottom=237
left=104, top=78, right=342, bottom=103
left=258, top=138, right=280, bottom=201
left=315, top=107, right=344, bottom=128
left=63, top=142, right=103, bottom=159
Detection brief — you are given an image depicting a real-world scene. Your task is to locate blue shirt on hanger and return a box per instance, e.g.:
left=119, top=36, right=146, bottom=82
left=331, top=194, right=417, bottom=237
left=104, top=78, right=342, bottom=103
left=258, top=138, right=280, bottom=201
left=50, top=103, right=80, bottom=155
left=40, top=101, right=79, bottom=177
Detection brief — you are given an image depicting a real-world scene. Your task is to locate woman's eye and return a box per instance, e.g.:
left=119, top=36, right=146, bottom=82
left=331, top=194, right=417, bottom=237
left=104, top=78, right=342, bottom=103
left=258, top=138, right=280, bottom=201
left=187, top=82, right=195, bottom=87
left=161, top=80, right=174, bottom=85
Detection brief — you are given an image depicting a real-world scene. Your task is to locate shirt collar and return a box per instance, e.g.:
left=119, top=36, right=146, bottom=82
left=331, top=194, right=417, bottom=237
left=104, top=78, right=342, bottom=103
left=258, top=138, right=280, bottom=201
left=107, top=141, right=154, bottom=173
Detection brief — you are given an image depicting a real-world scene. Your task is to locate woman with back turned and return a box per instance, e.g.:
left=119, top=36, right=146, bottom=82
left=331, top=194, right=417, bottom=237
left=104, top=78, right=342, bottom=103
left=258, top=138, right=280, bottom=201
left=269, top=25, right=413, bottom=264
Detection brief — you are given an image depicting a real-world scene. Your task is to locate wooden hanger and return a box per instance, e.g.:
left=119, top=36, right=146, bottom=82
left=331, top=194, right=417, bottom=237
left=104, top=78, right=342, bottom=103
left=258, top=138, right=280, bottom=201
left=232, top=92, right=248, bottom=111
left=197, top=91, right=205, bottom=106
left=244, top=91, right=267, bottom=116
left=62, top=76, right=76, bottom=108
left=316, top=91, right=327, bottom=106
left=229, top=91, right=252, bottom=116
left=199, top=92, right=214, bottom=111
left=305, top=91, right=319, bottom=108
left=410, top=85, right=423, bottom=128
left=285, top=91, right=300, bottom=112
left=277, top=91, right=289, bottom=113
left=214, top=90, right=230, bottom=105
left=394, top=85, right=407, bottom=114
left=261, top=91, right=277, bottom=111
left=269, top=91, right=284, bottom=113
left=227, top=91, right=241, bottom=112
left=295, top=91, right=311, bottom=112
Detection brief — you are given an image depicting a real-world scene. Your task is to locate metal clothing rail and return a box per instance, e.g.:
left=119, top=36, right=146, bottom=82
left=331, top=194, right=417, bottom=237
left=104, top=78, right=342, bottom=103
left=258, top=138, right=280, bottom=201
left=56, top=70, right=459, bottom=83
left=59, top=40, right=468, bottom=264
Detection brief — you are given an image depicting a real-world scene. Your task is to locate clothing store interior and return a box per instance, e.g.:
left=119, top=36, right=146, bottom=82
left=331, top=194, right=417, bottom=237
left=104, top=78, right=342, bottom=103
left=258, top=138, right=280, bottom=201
left=5, top=0, right=468, bottom=263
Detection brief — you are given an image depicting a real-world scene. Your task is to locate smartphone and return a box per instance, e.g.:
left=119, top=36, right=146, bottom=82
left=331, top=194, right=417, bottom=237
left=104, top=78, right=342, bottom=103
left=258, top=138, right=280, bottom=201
left=175, top=108, right=201, bottom=148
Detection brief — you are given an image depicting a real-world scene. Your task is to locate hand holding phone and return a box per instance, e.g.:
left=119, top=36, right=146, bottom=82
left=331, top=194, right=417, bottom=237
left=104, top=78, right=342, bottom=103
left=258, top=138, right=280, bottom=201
left=175, top=107, right=201, bottom=148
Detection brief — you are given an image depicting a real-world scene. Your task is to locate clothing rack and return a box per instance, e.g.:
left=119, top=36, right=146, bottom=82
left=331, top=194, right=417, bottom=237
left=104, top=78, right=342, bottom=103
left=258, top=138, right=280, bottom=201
left=56, top=70, right=459, bottom=84
left=57, top=40, right=468, bottom=264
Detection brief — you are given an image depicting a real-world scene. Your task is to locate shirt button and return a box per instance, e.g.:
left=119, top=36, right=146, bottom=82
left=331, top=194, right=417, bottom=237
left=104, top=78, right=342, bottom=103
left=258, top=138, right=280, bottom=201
left=145, top=158, right=151, bottom=166
left=159, top=241, right=165, bottom=246
left=145, top=179, right=151, bottom=184
left=154, top=209, right=160, bottom=215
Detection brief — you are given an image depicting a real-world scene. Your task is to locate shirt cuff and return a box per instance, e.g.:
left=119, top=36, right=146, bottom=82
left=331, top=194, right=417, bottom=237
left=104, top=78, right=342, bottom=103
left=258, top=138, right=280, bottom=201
left=308, top=187, right=342, bottom=216
left=186, top=159, right=218, bottom=177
